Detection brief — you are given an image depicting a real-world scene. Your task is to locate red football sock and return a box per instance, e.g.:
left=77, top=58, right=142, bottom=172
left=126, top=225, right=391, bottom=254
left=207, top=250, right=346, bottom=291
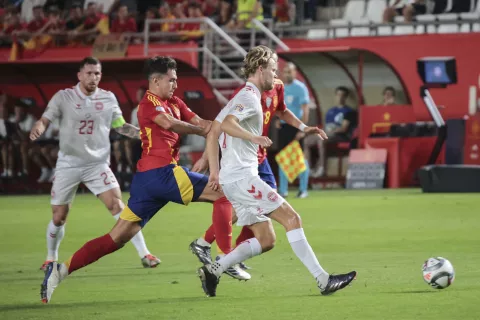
left=212, top=196, right=233, bottom=254
left=235, top=226, right=255, bottom=247
left=65, top=233, right=119, bottom=274
left=203, top=224, right=216, bottom=244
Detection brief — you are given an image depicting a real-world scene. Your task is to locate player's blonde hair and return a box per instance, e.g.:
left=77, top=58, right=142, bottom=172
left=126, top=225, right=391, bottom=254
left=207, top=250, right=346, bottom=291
left=241, top=46, right=275, bottom=79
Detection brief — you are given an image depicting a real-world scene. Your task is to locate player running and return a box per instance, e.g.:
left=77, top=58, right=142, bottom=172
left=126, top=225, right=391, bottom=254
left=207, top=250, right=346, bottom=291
left=30, top=57, right=160, bottom=270
left=189, top=52, right=320, bottom=275
left=197, top=45, right=356, bottom=297
left=39, top=56, right=233, bottom=304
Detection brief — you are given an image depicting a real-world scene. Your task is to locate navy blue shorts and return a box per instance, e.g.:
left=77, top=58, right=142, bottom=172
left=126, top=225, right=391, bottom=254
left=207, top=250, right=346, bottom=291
left=258, top=158, right=277, bottom=189
left=120, top=164, right=208, bottom=227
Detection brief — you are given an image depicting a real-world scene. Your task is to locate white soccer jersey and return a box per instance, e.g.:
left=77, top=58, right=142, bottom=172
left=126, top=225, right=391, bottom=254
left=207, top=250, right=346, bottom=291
left=42, top=83, right=124, bottom=168
left=218, top=82, right=263, bottom=184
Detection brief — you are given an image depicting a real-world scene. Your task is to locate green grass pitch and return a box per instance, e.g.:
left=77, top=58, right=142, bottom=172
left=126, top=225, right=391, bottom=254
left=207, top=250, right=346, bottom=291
left=0, top=189, right=479, bottom=320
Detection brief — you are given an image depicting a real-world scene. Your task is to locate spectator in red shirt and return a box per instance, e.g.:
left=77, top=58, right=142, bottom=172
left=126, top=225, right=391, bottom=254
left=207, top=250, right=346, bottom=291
left=184, top=1, right=202, bottom=31
left=3, top=12, right=26, bottom=35
left=145, top=7, right=161, bottom=32
left=274, top=0, right=293, bottom=23
left=44, top=8, right=65, bottom=34
left=83, top=2, right=103, bottom=30
left=111, top=5, right=137, bottom=33
left=202, top=0, right=220, bottom=18
left=27, top=6, right=47, bottom=33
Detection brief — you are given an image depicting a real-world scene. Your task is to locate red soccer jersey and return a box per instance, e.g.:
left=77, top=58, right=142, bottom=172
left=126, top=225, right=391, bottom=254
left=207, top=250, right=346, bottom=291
left=27, top=18, right=48, bottom=32
left=230, top=79, right=286, bottom=163
left=110, top=17, right=137, bottom=33
left=136, top=91, right=197, bottom=172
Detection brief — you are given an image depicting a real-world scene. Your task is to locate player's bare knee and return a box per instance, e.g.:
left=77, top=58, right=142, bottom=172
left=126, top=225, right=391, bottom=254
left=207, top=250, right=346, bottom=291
left=52, top=205, right=69, bottom=226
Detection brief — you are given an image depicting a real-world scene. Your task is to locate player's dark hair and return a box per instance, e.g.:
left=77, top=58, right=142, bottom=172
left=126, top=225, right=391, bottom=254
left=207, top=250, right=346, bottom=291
left=79, top=57, right=101, bottom=70
left=144, top=56, right=177, bottom=80
left=335, top=86, right=349, bottom=97
left=383, top=86, right=396, bottom=96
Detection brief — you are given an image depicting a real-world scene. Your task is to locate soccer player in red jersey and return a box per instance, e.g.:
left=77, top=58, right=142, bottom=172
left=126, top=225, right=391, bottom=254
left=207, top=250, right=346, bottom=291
left=40, top=56, right=232, bottom=304
left=189, top=52, right=324, bottom=275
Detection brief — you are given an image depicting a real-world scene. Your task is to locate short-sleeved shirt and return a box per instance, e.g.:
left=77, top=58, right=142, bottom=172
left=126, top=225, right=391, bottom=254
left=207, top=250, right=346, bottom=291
left=136, top=91, right=197, bottom=172
left=42, top=83, right=125, bottom=168
left=217, top=82, right=263, bottom=184
left=230, top=79, right=286, bottom=163
left=284, top=79, right=309, bottom=121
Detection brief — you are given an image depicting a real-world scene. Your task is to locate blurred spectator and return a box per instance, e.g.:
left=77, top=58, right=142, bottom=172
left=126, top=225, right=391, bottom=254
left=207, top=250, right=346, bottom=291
left=26, top=5, right=47, bottom=33
left=184, top=1, right=203, bottom=31
left=1, top=98, right=36, bottom=178
left=233, top=0, right=263, bottom=29
left=83, top=2, right=104, bottom=31
left=383, top=0, right=426, bottom=23
left=273, top=0, right=295, bottom=23
left=65, top=4, right=85, bottom=31
left=202, top=0, right=220, bottom=21
left=324, top=87, right=357, bottom=140
left=159, top=3, right=178, bottom=32
left=125, top=85, right=146, bottom=170
left=382, top=86, right=396, bottom=106
left=3, top=11, right=26, bottom=35
left=310, top=87, right=357, bottom=177
left=219, top=0, right=234, bottom=25
left=83, top=0, right=118, bottom=14
left=110, top=5, right=137, bottom=33
left=143, top=7, right=159, bottom=31
left=41, top=7, right=66, bottom=34
left=21, top=0, right=46, bottom=23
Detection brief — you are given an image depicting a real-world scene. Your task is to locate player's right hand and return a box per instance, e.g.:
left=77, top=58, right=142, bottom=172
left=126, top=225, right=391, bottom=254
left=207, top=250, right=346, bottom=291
left=208, top=172, right=221, bottom=192
left=29, top=120, right=46, bottom=141
left=251, top=135, right=272, bottom=148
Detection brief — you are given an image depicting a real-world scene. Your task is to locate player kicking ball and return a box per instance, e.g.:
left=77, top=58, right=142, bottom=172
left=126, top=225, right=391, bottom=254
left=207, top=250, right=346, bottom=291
left=190, top=52, right=321, bottom=276
left=197, top=46, right=356, bottom=297
left=39, top=56, right=235, bottom=304
left=30, top=57, right=160, bottom=270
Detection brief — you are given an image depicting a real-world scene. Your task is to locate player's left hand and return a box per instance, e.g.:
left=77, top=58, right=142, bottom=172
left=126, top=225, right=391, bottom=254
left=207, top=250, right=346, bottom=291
left=304, top=126, right=328, bottom=140
left=295, top=131, right=305, bottom=140
left=208, top=172, right=221, bottom=192
left=192, top=156, right=208, bottom=173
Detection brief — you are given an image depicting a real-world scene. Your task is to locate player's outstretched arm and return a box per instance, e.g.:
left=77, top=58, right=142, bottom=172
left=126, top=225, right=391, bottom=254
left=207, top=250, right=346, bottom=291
left=221, top=115, right=272, bottom=148
left=276, top=109, right=328, bottom=140
left=29, top=117, right=50, bottom=141
left=153, top=113, right=207, bottom=136
left=114, top=123, right=140, bottom=139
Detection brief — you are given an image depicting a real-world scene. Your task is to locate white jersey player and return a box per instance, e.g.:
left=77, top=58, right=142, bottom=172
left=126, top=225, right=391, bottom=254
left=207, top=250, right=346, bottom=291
left=197, top=46, right=356, bottom=298
left=30, top=57, right=161, bottom=270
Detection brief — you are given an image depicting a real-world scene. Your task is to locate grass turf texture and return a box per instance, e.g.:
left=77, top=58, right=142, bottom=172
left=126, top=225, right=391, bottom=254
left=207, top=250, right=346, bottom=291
left=0, top=189, right=479, bottom=320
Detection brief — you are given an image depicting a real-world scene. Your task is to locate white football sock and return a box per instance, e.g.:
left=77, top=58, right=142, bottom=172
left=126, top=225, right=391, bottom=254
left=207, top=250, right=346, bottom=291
left=211, top=238, right=262, bottom=277
left=113, top=213, right=150, bottom=258
left=286, top=228, right=329, bottom=288
left=46, top=220, right=65, bottom=261
left=196, top=237, right=211, bottom=247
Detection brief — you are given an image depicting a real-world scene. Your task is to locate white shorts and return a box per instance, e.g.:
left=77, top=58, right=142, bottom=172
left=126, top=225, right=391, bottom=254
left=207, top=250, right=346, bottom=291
left=221, top=175, right=285, bottom=227
left=50, top=163, right=119, bottom=205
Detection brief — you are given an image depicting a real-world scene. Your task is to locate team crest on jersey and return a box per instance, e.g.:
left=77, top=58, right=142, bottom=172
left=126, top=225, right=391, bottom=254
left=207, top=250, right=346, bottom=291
left=235, top=104, right=244, bottom=112
left=95, top=102, right=104, bottom=111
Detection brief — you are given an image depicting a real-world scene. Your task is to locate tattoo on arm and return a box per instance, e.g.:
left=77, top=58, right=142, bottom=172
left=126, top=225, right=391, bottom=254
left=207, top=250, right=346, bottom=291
left=115, top=123, right=140, bottom=139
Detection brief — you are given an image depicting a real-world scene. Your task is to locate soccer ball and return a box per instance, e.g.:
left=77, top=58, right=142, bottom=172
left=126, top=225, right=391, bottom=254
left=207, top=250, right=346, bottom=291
left=422, top=257, right=455, bottom=289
